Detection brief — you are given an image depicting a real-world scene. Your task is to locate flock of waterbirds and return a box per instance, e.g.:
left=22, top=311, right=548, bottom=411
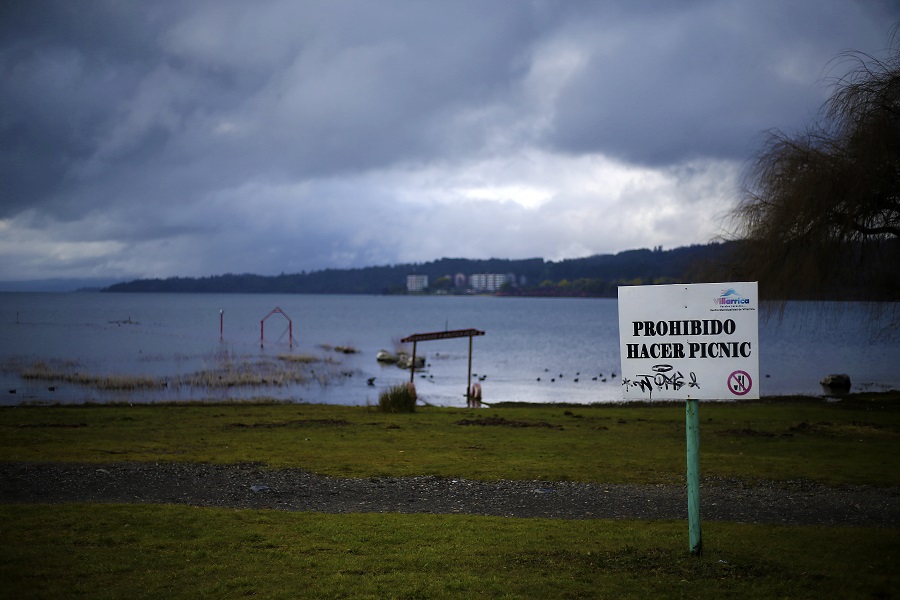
left=535, top=369, right=616, bottom=383
left=364, top=366, right=618, bottom=389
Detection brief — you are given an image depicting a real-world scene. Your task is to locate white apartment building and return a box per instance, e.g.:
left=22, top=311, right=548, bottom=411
left=469, top=273, right=512, bottom=292
left=406, top=274, right=429, bottom=292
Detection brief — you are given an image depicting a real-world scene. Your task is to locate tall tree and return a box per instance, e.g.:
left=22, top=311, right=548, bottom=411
left=726, top=28, right=899, bottom=305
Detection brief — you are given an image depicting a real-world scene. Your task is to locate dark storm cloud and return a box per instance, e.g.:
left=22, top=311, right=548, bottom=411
left=0, top=1, right=174, bottom=216
left=544, top=1, right=896, bottom=165
left=0, top=0, right=897, bottom=282
left=1, top=0, right=546, bottom=229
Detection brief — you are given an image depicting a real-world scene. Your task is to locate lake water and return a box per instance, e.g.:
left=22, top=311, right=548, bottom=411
left=0, top=293, right=897, bottom=407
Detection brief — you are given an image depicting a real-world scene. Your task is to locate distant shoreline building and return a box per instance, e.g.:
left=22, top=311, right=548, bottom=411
left=406, top=274, right=429, bottom=293
left=405, top=272, right=520, bottom=293
left=469, top=273, right=513, bottom=293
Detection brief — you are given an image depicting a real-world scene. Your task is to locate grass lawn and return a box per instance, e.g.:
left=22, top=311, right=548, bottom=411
left=1, top=504, right=897, bottom=599
left=1, top=394, right=898, bottom=485
left=1, top=393, right=898, bottom=598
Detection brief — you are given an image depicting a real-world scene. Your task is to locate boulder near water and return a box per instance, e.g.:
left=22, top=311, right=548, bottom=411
left=376, top=350, right=397, bottom=363
left=820, top=373, right=851, bottom=391
left=396, top=353, right=425, bottom=370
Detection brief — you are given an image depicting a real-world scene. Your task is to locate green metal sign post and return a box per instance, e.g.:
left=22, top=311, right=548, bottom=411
left=685, top=398, right=702, bottom=556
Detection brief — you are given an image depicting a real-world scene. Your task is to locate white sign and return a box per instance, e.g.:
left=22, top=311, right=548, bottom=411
left=618, top=282, right=759, bottom=400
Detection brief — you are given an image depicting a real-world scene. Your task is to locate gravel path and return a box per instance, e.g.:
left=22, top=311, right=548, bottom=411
left=1, top=462, right=897, bottom=527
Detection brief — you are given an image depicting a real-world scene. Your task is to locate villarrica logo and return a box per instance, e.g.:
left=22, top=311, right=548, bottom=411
left=715, top=288, right=751, bottom=306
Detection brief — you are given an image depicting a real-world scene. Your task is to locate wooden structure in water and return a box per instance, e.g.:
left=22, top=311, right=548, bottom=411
left=401, top=328, right=485, bottom=406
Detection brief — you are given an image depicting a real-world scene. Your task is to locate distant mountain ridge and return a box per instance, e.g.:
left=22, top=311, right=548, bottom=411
left=102, top=243, right=732, bottom=295
left=0, top=278, right=121, bottom=293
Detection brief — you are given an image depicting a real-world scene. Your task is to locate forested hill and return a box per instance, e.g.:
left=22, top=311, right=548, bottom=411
left=102, top=243, right=732, bottom=295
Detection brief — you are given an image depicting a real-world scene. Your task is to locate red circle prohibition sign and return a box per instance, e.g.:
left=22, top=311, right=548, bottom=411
left=728, top=370, right=752, bottom=396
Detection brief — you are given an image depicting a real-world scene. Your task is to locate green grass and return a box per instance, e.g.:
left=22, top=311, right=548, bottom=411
left=1, top=394, right=898, bottom=485
left=1, top=504, right=896, bottom=599
left=1, top=394, right=898, bottom=598
left=379, top=382, right=418, bottom=413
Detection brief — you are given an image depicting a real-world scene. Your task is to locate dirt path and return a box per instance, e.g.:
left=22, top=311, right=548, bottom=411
left=2, top=461, right=897, bottom=527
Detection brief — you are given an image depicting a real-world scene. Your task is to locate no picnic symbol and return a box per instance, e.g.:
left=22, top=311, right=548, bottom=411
left=728, top=370, right=752, bottom=396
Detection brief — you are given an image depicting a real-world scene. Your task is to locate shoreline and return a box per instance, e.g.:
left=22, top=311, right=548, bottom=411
left=3, top=389, right=899, bottom=409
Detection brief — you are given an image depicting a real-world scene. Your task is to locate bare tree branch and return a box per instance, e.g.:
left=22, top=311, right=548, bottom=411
left=719, top=25, right=900, bottom=308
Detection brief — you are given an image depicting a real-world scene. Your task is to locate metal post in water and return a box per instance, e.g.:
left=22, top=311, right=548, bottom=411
left=686, top=398, right=702, bottom=556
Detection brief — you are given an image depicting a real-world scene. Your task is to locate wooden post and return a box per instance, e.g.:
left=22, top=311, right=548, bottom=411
left=466, top=335, right=473, bottom=405
left=219, top=310, right=223, bottom=340
left=686, top=398, right=702, bottom=556
left=409, top=341, right=417, bottom=384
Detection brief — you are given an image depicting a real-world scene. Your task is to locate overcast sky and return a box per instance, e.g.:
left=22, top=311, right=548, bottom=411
left=1, top=0, right=897, bottom=284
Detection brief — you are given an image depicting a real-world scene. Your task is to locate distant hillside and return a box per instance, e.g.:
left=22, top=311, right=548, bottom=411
left=102, top=243, right=733, bottom=295
left=0, top=278, right=121, bottom=293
